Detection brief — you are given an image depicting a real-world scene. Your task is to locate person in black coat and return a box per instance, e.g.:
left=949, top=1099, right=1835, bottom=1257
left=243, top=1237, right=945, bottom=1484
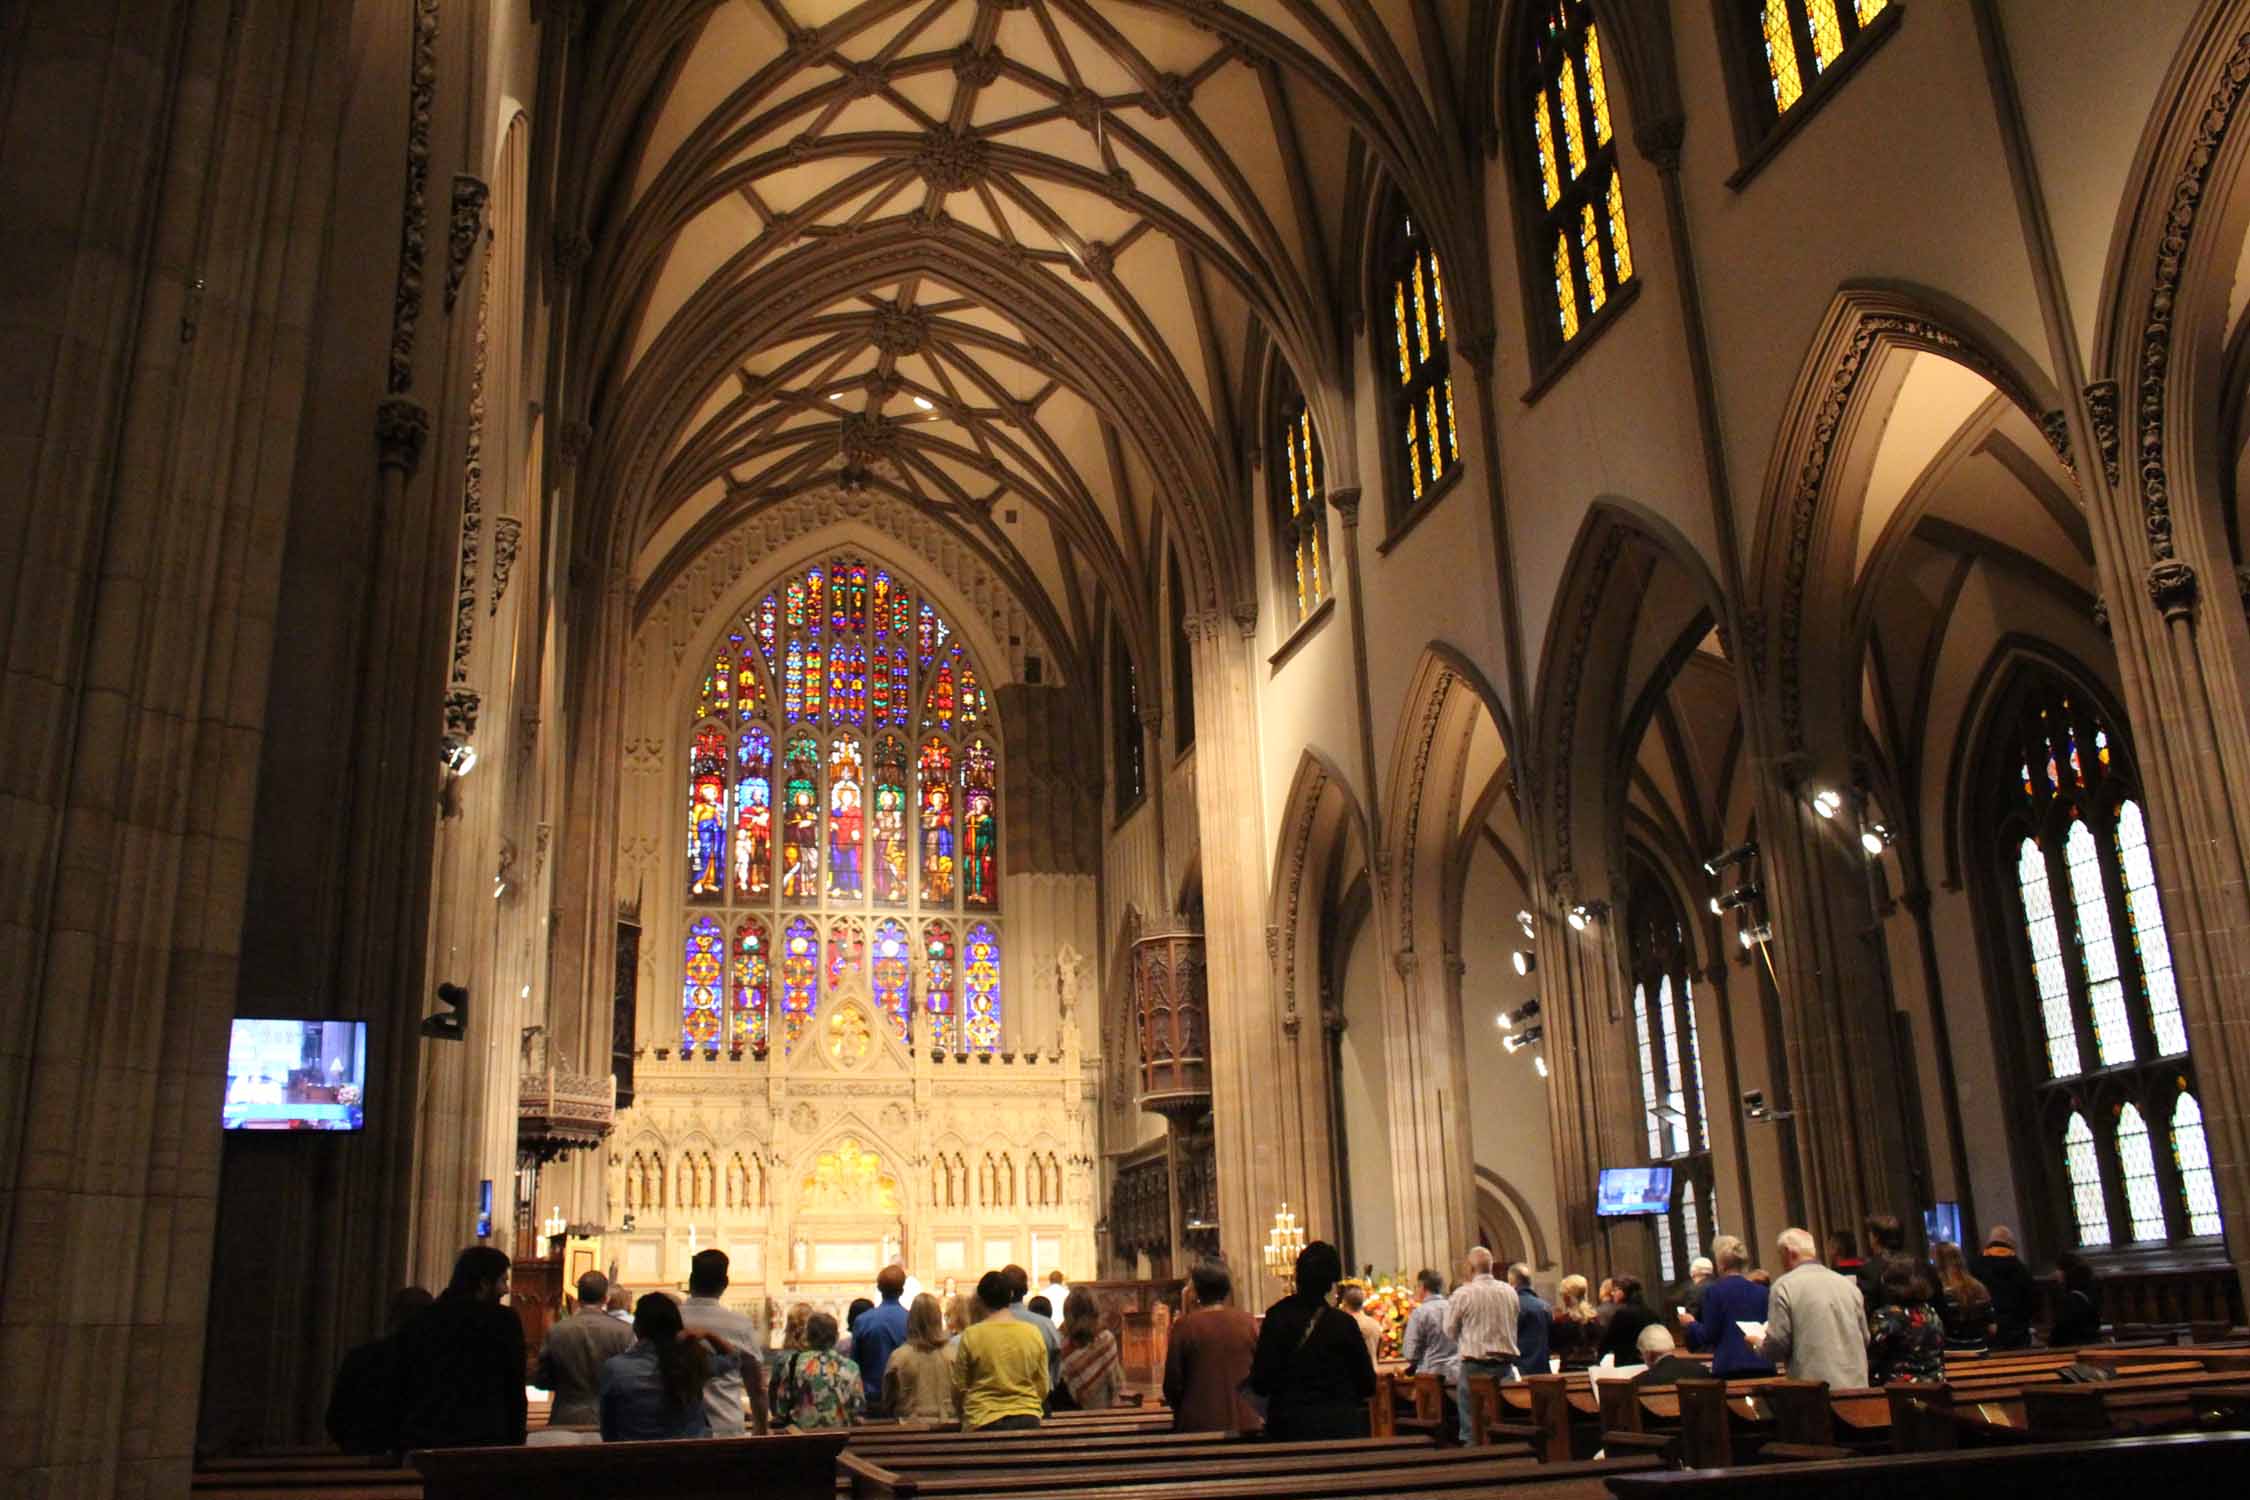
left=2048, top=1253, right=2102, bottom=1346
left=1248, top=1241, right=1377, bottom=1441
left=392, top=1246, right=528, bottom=1450
left=1970, top=1225, right=2038, bottom=1350
left=1597, top=1274, right=1662, bottom=1366
left=325, top=1286, right=432, bottom=1453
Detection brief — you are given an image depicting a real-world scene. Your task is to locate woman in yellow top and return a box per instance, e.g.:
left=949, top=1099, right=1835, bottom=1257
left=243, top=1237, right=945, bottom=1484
left=882, top=1293, right=959, bottom=1422
left=951, top=1271, right=1049, bottom=1430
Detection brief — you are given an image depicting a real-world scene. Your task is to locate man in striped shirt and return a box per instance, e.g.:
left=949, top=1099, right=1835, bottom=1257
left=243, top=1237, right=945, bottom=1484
left=1443, top=1246, right=1520, bottom=1439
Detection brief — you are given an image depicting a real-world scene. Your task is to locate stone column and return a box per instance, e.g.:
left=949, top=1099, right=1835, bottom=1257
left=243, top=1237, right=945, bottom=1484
left=1181, top=610, right=1290, bottom=1305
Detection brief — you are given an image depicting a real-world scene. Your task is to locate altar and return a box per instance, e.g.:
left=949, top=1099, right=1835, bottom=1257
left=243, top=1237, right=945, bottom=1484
left=603, top=954, right=1098, bottom=1334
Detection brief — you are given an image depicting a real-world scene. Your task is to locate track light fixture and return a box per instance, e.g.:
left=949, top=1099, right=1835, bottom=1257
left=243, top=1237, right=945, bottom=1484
left=1860, top=823, right=1894, bottom=857
left=1502, top=1024, right=1545, bottom=1054
left=1498, top=999, right=1542, bottom=1032
left=1812, top=787, right=1844, bottom=819
left=1702, top=840, right=1758, bottom=877
left=1565, top=899, right=1608, bottom=932
left=1709, top=883, right=1761, bottom=916
left=1737, top=921, right=1773, bottom=950
left=1511, top=948, right=1536, bottom=976
left=441, top=735, right=478, bottom=776
left=1516, top=910, right=1537, bottom=939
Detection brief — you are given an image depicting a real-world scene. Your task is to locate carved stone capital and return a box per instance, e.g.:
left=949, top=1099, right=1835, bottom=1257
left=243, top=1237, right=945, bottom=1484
left=1231, top=600, right=1258, bottom=637
left=1633, top=114, right=1686, bottom=169
left=376, top=397, right=431, bottom=475
left=2092, top=594, right=2111, bottom=637
left=490, top=516, right=524, bottom=616
left=1441, top=947, right=1467, bottom=982
left=1328, top=486, right=1363, bottom=528
left=1461, top=331, right=1498, bottom=381
left=443, top=685, right=482, bottom=738
left=2146, top=558, right=2199, bottom=620
left=1392, top=948, right=1419, bottom=980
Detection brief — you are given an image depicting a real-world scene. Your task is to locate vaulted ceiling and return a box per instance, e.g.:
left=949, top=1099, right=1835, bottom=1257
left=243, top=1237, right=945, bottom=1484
left=561, top=0, right=1480, bottom=678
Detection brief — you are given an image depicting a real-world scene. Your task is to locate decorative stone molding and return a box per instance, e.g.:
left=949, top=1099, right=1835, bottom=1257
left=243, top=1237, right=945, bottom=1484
left=2132, top=29, right=2250, bottom=561
left=453, top=254, right=490, bottom=685
left=1461, top=331, right=1498, bottom=380
left=554, top=227, right=594, bottom=276
left=953, top=44, right=1002, bottom=87
left=844, top=60, right=889, bottom=98
left=2147, top=558, right=2200, bottom=620
left=1633, top=114, right=1686, bottom=169
left=445, top=175, right=488, bottom=313
left=1146, top=73, right=1195, bottom=118
left=443, top=685, right=481, bottom=738
left=376, top=397, right=431, bottom=475
left=873, top=303, right=930, bottom=356
left=2039, top=408, right=2074, bottom=474
left=1329, top=485, right=1363, bottom=527
left=840, top=410, right=902, bottom=463
left=1062, top=87, right=1101, bottom=130
left=914, top=127, right=989, bottom=192
left=2084, top=379, right=2120, bottom=487
left=490, top=516, right=523, bottom=616
left=2092, top=594, right=2112, bottom=637
left=1547, top=529, right=1627, bottom=878
left=387, top=0, right=440, bottom=395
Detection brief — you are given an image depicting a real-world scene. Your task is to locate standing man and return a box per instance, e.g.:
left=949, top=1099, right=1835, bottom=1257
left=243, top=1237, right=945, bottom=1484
left=392, top=1246, right=527, bottom=1450
left=1673, top=1257, right=1716, bottom=1321
left=1001, top=1263, right=1062, bottom=1385
left=1752, top=1227, right=1870, bottom=1391
left=852, top=1265, right=911, bottom=1413
left=1163, top=1260, right=1262, bottom=1434
left=533, top=1271, right=635, bottom=1427
left=1340, top=1284, right=1386, bottom=1365
left=1971, top=1226, right=2036, bottom=1350
left=1506, top=1264, right=1552, bottom=1377
left=1443, top=1247, right=1520, bottom=1440
left=1400, top=1269, right=1460, bottom=1440
left=681, top=1250, right=770, bottom=1435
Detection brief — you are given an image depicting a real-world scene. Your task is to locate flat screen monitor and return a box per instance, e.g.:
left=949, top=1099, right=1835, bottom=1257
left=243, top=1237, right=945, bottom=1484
left=1595, top=1166, right=1673, bottom=1217
left=1924, top=1201, right=1963, bottom=1249
left=223, top=1019, right=367, bottom=1131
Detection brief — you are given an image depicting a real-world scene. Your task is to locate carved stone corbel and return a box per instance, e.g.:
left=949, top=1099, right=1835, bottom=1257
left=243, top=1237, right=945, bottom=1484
left=376, top=397, right=431, bottom=476
left=445, top=175, right=489, bottom=312
left=2146, top=558, right=2199, bottom=621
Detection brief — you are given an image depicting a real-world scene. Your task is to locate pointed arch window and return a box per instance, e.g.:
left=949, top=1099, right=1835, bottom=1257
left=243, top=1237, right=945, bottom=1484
left=1716, top=2, right=1901, bottom=180
left=1269, top=368, right=1329, bottom=626
left=1109, top=620, right=1144, bottom=820
left=1515, top=3, right=1635, bottom=370
left=1375, top=194, right=1459, bottom=522
left=1626, top=847, right=1714, bottom=1281
left=1981, top=668, right=2218, bottom=1254
left=682, top=557, right=1002, bottom=1057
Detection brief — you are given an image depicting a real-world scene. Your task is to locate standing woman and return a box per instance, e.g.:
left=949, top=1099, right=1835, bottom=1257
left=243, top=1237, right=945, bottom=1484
left=599, top=1292, right=737, bottom=1441
left=1931, top=1242, right=1994, bottom=1355
left=882, top=1294, right=960, bottom=1422
left=1248, top=1241, right=1377, bottom=1441
left=1866, top=1260, right=1946, bottom=1385
left=1549, top=1275, right=1600, bottom=1369
left=771, top=1311, right=865, bottom=1430
left=767, top=1301, right=814, bottom=1390
left=1052, top=1290, right=1124, bottom=1412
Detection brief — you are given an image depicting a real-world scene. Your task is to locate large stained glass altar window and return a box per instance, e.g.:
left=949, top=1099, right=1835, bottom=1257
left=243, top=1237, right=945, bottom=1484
left=683, top=556, right=1002, bottom=1056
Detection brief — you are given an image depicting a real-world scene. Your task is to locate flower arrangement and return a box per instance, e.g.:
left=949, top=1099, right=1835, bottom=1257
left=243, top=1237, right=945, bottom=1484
left=1339, top=1273, right=1417, bottom=1360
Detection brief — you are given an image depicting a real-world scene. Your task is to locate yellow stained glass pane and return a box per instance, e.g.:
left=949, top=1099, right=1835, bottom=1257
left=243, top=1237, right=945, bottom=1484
left=1301, top=412, right=1318, bottom=501
left=1411, top=257, right=1432, bottom=364
left=1558, top=55, right=1587, bottom=178
left=1580, top=202, right=1607, bottom=314
left=1586, top=24, right=1614, bottom=146
left=1309, top=523, right=1324, bottom=603
left=1393, top=280, right=1411, bottom=384
left=1608, top=170, right=1633, bottom=285
left=1443, top=378, right=1458, bottom=463
left=1284, top=426, right=1303, bottom=516
left=1292, top=538, right=1308, bottom=618
left=1855, top=0, right=1887, bottom=21
left=1533, top=90, right=1561, bottom=207
left=1405, top=407, right=1424, bottom=499
left=1808, top=0, right=1844, bottom=72
left=1763, top=0, right=1804, bottom=111
left=1426, top=387, right=1444, bottom=480
left=1554, top=233, right=1579, bottom=341
left=1429, top=253, right=1447, bottom=344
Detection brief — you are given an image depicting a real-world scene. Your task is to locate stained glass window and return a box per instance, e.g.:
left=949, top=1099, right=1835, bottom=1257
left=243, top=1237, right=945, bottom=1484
left=1633, top=982, right=1660, bottom=1158
left=1991, top=670, right=2212, bottom=1252
left=1627, top=849, right=1712, bottom=1279
left=683, top=556, right=1002, bottom=1053
left=2115, top=801, right=2188, bottom=1056
left=2116, top=1104, right=2166, bottom=1243
left=964, top=923, right=1002, bottom=1053
left=1680, top=1181, right=1702, bottom=1262
left=1110, top=624, right=1143, bottom=815
left=1273, top=373, right=1328, bottom=625
left=1752, top=1, right=1889, bottom=124
left=1380, top=201, right=1458, bottom=509
left=1525, top=4, right=1633, bottom=357
left=924, top=920, right=958, bottom=1050
left=2172, top=1092, right=2222, bottom=1236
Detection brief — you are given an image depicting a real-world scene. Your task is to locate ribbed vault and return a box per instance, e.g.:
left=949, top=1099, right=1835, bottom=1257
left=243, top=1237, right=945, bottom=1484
left=557, top=0, right=1480, bottom=672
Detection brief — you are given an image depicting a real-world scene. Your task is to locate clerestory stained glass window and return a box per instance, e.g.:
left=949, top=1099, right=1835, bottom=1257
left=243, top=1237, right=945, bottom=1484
left=1627, top=848, right=1711, bottom=1282
left=1524, top=3, right=1634, bottom=358
left=1380, top=200, right=1458, bottom=510
left=684, top=556, right=1002, bottom=1055
left=1272, top=372, right=1329, bottom=625
left=1748, top=1, right=1890, bottom=126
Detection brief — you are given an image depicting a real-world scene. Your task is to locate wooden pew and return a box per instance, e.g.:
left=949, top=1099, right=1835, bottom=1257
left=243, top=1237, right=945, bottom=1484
left=1602, top=1430, right=2250, bottom=1499
left=841, top=1444, right=1660, bottom=1499
left=2018, top=1369, right=2250, bottom=1440
left=411, top=1430, right=848, bottom=1500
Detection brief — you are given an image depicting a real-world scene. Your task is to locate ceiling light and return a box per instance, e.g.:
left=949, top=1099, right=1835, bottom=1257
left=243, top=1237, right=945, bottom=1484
left=913, top=396, right=933, bottom=411
left=1738, top=921, right=1773, bottom=950
left=1533, top=1055, right=1550, bottom=1079
left=1516, top=910, right=1536, bottom=938
left=1813, top=788, right=1843, bottom=818
left=1703, top=841, right=1758, bottom=877
left=1565, top=900, right=1607, bottom=932
left=829, top=392, right=845, bottom=402
left=1861, top=823, right=1894, bottom=857
left=1711, top=883, right=1760, bottom=915
left=442, top=737, right=477, bottom=777
left=1511, top=949, right=1535, bottom=976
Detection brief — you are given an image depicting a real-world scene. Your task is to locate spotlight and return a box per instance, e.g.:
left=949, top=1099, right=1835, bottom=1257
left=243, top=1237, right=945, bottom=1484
left=1503, top=1024, right=1544, bottom=1054
left=1516, top=910, right=1537, bottom=938
left=1511, top=948, right=1536, bottom=976
left=1703, top=841, right=1758, bottom=877
left=1737, top=921, right=1773, bottom=950
left=1498, top=999, right=1542, bottom=1032
left=1812, top=788, right=1843, bottom=819
left=1567, top=907, right=1588, bottom=932
left=1533, top=1054, right=1550, bottom=1079
left=1860, top=823, right=1894, bottom=857
left=1565, top=900, right=1606, bottom=931
left=442, top=736, right=478, bottom=776
left=1710, top=883, right=1761, bottom=915
left=913, top=395, right=933, bottom=411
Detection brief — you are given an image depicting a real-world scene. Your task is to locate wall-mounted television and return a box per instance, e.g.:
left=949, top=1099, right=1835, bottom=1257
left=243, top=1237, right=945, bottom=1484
left=1924, top=1201, right=1963, bottom=1250
left=1595, top=1166, right=1674, bottom=1217
left=223, top=1019, right=367, bottom=1131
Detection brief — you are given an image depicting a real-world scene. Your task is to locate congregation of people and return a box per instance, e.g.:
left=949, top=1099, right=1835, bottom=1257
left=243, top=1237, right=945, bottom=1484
left=324, top=1211, right=2099, bottom=1457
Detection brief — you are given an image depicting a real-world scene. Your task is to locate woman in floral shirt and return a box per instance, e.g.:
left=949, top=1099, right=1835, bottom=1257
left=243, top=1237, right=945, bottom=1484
left=1866, top=1258, right=1946, bottom=1385
left=770, top=1310, right=865, bottom=1429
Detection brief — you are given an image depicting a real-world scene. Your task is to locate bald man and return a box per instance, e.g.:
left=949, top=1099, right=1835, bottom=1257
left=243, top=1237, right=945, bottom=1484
left=1443, top=1246, right=1520, bottom=1435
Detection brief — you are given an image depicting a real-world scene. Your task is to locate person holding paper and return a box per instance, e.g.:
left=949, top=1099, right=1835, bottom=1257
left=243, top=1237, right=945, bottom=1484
left=1750, top=1227, right=1868, bottom=1391
left=1685, top=1236, right=1774, bottom=1377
